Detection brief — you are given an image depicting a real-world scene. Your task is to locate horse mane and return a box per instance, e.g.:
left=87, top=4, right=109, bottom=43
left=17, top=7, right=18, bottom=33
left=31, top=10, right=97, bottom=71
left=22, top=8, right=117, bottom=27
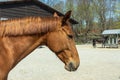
left=0, top=16, right=61, bottom=37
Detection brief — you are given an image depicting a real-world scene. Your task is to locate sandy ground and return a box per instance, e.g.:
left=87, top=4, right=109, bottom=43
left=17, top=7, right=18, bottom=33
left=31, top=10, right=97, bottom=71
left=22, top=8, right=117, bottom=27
left=8, top=44, right=120, bottom=80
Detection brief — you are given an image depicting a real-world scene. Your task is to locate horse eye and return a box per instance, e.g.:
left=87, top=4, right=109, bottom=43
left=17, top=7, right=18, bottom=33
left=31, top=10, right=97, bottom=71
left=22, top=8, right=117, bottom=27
left=68, top=35, right=73, bottom=39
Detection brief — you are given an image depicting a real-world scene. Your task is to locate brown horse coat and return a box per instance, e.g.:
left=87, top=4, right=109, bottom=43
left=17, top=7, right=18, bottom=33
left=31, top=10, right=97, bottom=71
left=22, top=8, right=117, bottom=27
left=0, top=11, right=80, bottom=80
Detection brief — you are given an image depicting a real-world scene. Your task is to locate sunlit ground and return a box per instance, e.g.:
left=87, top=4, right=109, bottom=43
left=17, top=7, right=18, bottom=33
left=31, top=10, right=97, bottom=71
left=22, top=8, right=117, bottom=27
left=9, top=44, right=120, bottom=80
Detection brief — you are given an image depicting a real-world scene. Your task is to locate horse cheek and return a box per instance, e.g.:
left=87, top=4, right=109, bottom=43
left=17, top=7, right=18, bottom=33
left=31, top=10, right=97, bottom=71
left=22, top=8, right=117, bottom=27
left=46, top=34, right=60, bottom=52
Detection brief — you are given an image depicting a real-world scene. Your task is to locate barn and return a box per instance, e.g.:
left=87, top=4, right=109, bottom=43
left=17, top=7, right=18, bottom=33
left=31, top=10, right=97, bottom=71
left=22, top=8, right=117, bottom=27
left=102, top=29, right=120, bottom=48
left=0, top=0, right=78, bottom=24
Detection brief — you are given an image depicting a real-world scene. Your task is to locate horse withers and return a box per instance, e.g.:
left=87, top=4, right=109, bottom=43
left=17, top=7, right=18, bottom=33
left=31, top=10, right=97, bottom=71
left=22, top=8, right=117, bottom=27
left=0, top=11, right=80, bottom=80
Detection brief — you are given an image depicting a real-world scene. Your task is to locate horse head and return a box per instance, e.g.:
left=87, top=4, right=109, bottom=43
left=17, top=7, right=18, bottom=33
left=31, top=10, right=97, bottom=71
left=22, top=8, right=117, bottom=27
left=46, top=11, right=80, bottom=71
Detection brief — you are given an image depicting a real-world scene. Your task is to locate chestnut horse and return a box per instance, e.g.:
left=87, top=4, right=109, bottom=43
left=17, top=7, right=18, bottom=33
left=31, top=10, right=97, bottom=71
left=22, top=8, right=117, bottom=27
left=0, top=11, right=80, bottom=80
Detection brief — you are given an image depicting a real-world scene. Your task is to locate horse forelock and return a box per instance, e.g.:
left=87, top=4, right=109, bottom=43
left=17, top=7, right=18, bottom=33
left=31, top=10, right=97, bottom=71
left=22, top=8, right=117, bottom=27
left=0, top=16, right=61, bottom=37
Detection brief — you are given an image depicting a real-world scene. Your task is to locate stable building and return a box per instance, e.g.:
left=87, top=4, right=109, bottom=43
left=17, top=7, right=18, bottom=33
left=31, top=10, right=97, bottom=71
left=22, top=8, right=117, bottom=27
left=102, top=29, right=120, bottom=48
left=0, top=0, right=78, bottom=25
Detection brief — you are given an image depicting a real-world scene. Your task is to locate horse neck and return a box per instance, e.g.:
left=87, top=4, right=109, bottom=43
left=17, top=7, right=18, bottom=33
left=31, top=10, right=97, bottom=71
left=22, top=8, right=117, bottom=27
left=0, top=34, right=47, bottom=78
left=6, top=34, right=46, bottom=67
left=0, top=17, right=61, bottom=68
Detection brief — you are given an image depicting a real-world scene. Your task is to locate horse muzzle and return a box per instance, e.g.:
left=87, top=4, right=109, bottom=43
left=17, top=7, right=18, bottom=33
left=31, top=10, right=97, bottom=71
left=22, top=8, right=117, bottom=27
left=65, top=62, right=79, bottom=72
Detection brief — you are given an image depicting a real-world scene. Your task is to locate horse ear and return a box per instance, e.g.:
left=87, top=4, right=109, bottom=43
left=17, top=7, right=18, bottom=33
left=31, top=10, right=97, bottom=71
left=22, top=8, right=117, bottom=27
left=62, top=10, right=72, bottom=26
left=53, top=12, right=59, bottom=18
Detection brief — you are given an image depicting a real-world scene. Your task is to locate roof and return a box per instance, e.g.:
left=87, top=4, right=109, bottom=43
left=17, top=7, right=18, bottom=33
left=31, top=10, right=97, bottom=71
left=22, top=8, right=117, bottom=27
left=102, top=29, right=120, bottom=35
left=0, top=0, right=78, bottom=24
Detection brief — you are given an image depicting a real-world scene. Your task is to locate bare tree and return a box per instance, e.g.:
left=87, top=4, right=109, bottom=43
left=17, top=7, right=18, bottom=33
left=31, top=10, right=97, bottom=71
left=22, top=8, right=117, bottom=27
left=52, top=1, right=64, bottom=13
left=93, top=0, right=107, bottom=32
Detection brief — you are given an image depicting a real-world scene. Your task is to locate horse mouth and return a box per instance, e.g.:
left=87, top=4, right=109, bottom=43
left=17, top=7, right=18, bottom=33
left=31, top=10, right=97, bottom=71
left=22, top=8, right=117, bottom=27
left=65, top=62, right=78, bottom=72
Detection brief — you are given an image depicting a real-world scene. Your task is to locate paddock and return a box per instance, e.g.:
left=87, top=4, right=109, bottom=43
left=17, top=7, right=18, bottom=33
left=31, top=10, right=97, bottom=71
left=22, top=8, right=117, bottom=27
left=8, top=45, right=120, bottom=80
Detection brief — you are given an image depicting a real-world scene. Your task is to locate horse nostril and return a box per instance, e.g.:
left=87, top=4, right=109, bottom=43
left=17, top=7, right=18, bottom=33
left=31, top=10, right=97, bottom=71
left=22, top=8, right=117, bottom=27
left=68, top=62, right=76, bottom=71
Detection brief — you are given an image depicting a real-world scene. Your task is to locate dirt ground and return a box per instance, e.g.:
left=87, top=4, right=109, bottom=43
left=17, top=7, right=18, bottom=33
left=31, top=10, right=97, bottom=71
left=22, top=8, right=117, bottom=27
left=8, top=44, right=120, bottom=80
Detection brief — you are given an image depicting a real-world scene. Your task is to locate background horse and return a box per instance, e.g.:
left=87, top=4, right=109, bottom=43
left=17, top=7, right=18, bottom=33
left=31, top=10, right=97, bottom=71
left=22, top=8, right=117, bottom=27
left=0, top=11, right=80, bottom=80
